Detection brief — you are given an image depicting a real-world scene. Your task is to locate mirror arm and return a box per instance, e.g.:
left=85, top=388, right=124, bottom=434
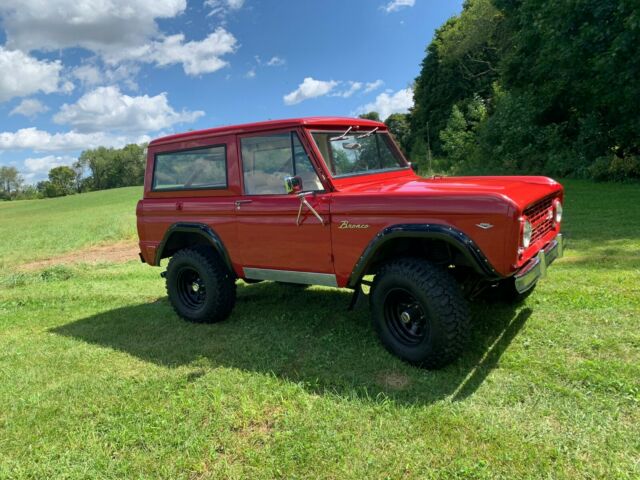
left=296, top=192, right=325, bottom=226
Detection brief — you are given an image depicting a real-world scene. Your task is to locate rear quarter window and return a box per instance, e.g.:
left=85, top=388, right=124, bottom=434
left=153, top=145, right=227, bottom=191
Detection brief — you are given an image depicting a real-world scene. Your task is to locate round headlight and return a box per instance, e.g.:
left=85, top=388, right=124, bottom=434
left=554, top=200, right=563, bottom=224
left=522, top=219, right=532, bottom=248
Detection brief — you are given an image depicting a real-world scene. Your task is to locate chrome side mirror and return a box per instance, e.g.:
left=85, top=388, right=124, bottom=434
left=284, top=175, right=303, bottom=194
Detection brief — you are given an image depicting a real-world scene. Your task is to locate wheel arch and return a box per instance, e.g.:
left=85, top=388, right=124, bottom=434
left=347, top=224, right=500, bottom=288
left=156, top=223, right=234, bottom=274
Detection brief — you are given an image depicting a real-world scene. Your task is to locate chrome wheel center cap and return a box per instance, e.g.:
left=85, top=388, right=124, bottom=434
left=400, top=311, right=412, bottom=324
left=192, top=282, right=200, bottom=292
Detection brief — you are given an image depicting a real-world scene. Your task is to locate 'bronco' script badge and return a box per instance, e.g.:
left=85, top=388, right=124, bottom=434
left=339, top=220, right=370, bottom=229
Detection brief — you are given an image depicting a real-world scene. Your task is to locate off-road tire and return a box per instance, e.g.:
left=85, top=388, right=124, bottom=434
left=482, top=277, right=536, bottom=304
left=370, top=258, right=470, bottom=369
left=165, top=247, right=236, bottom=323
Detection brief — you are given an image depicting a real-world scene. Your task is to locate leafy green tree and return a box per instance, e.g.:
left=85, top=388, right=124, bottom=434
left=408, top=137, right=428, bottom=169
left=410, top=0, right=501, bottom=156
left=14, top=185, right=40, bottom=200
left=358, top=112, right=381, bottom=122
left=440, top=96, right=487, bottom=172
left=0, top=166, right=24, bottom=200
left=77, top=144, right=146, bottom=190
left=47, top=166, right=77, bottom=197
left=488, top=0, right=640, bottom=178
left=72, top=159, right=87, bottom=193
left=384, top=113, right=412, bottom=153
left=36, top=181, right=50, bottom=195
left=497, top=0, right=639, bottom=136
left=410, top=0, right=640, bottom=180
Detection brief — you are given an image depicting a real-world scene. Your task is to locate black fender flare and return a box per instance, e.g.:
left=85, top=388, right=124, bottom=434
left=347, top=223, right=501, bottom=288
left=155, top=222, right=234, bottom=274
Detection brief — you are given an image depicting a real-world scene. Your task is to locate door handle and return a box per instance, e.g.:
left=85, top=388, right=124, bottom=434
left=235, top=199, right=252, bottom=209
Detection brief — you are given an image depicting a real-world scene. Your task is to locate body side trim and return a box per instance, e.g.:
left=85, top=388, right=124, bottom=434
left=243, top=267, right=338, bottom=287
left=347, top=223, right=501, bottom=288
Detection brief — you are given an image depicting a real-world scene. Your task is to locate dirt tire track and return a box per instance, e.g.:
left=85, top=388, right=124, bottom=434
left=19, top=241, right=140, bottom=271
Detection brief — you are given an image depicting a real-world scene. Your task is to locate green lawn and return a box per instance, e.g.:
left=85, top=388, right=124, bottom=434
left=0, top=181, right=638, bottom=478
left=0, top=186, right=141, bottom=269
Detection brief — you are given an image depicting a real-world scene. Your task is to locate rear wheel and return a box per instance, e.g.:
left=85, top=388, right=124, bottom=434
left=166, top=247, right=236, bottom=323
left=370, top=258, right=470, bottom=369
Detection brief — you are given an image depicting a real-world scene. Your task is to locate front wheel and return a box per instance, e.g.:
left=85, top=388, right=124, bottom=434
left=370, top=258, right=470, bottom=369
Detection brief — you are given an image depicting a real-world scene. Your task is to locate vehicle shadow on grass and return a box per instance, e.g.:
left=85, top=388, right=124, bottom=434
left=52, top=282, right=531, bottom=406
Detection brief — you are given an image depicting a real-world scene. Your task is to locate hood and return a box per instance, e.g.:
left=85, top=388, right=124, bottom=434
left=336, top=174, right=563, bottom=210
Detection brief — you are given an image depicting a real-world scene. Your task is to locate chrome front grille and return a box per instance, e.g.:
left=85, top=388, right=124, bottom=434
left=524, top=195, right=555, bottom=245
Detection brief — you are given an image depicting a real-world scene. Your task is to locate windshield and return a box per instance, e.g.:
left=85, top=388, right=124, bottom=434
left=311, top=129, right=408, bottom=177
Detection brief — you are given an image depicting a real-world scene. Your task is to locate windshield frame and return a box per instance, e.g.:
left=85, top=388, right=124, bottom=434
left=307, top=128, right=411, bottom=179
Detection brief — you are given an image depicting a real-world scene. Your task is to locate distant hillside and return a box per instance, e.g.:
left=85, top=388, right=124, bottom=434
left=0, top=187, right=142, bottom=269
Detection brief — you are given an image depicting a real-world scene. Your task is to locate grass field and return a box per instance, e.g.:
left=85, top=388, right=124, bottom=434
left=1, top=181, right=638, bottom=478
left=0, top=186, right=141, bottom=269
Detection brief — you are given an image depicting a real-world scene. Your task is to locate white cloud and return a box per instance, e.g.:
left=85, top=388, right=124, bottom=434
left=0, top=47, right=69, bottom=102
left=382, top=0, right=415, bottom=13
left=205, top=0, right=245, bottom=17
left=283, top=77, right=339, bottom=105
left=53, top=86, right=204, bottom=134
left=0, top=1, right=238, bottom=86
left=72, top=63, right=140, bottom=89
left=266, top=56, right=286, bottom=67
left=10, top=99, right=49, bottom=117
left=355, top=88, right=414, bottom=121
left=0, top=0, right=186, bottom=55
left=107, top=28, right=238, bottom=76
left=245, top=68, right=256, bottom=79
left=0, top=127, right=150, bottom=152
left=284, top=77, right=388, bottom=105
left=332, top=81, right=363, bottom=98
left=364, top=79, right=384, bottom=93
left=22, top=155, right=76, bottom=182
left=71, top=65, right=102, bottom=86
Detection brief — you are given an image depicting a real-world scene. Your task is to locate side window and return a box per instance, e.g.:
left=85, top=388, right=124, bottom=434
left=153, top=145, right=227, bottom=191
left=241, top=132, right=322, bottom=195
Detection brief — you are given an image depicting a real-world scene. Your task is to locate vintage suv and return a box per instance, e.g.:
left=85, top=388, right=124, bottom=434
left=137, top=117, right=564, bottom=369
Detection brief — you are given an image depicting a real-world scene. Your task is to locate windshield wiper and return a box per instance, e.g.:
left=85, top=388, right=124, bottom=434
left=330, top=126, right=353, bottom=142
left=356, top=127, right=378, bottom=139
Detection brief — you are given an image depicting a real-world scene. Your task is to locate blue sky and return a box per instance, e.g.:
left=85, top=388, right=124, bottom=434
left=0, top=0, right=462, bottom=183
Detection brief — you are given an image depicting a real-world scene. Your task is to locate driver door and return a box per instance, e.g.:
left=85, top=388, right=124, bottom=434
left=235, top=130, right=335, bottom=285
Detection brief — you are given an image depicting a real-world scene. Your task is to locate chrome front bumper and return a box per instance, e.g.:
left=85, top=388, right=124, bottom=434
left=514, top=234, right=564, bottom=294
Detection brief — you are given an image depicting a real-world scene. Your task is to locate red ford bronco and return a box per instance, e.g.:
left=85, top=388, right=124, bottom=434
left=137, top=117, right=564, bottom=369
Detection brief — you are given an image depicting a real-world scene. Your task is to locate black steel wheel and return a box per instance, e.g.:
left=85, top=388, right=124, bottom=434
left=165, top=247, right=236, bottom=323
left=370, top=258, right=470, bottom=369
left=383, top=288, right=429, bottom=346
left=175, top=266, right=207, bottom=310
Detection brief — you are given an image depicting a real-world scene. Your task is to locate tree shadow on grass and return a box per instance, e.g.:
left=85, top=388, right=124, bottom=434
left=52, top=282, right=531, bottom=406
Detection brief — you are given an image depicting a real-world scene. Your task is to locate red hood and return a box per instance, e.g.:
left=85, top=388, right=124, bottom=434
left=335, top=174, right=563, bottom=210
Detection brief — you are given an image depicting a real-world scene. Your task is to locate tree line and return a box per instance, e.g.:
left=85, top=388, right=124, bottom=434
left=0, top=144, right=146, bottom=200
left=373, top=0, right=639, bottom=182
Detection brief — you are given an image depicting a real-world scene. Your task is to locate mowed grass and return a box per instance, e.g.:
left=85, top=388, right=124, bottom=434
left=0, top=180, right=638, bottom=478
left=0, top=186, right=141, bottom=269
